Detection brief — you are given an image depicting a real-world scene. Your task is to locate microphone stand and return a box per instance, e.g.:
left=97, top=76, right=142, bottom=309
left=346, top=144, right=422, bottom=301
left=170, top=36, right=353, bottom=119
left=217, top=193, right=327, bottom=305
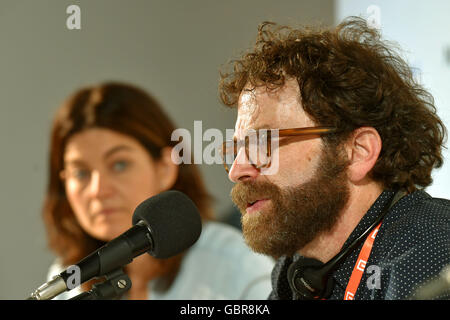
left=69, top=268, right=132, bottom=300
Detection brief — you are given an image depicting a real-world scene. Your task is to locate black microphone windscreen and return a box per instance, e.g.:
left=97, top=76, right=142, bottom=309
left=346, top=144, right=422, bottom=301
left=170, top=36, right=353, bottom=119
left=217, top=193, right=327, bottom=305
left=132, top=190, right=202, bottom=259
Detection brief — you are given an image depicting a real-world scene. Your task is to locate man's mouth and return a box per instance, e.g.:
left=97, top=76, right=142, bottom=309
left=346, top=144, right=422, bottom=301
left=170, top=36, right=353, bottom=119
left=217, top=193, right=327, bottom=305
left=246, top=199, right=269, bottom=213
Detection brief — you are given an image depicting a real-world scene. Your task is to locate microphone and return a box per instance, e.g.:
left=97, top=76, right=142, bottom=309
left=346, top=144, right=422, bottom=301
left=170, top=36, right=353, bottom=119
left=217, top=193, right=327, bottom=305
left=28, top=190, right=202, bottom=300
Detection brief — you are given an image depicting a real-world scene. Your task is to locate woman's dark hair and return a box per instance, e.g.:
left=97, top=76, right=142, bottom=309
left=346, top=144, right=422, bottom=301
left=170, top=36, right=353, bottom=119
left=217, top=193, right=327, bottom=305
left=43, top=82, right=213, bottom=289
left=219, top=17, right=447, bottom=193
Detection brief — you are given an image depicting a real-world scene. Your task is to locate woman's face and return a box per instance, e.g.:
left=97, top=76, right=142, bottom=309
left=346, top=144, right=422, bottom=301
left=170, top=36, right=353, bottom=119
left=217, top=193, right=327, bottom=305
left=62, top=128, right=175, bottom=241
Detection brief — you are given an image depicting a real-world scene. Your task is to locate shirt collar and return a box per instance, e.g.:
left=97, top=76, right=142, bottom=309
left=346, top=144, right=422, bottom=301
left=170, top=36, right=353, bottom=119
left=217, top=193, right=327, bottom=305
left=332, top=189, right=396, bottom=290
left=331, top=189, right=431, bottom=291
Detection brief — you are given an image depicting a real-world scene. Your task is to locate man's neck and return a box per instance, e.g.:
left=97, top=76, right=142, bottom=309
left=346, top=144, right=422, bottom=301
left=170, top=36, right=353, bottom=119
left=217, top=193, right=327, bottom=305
left=299, top=183, right=383, bottom=263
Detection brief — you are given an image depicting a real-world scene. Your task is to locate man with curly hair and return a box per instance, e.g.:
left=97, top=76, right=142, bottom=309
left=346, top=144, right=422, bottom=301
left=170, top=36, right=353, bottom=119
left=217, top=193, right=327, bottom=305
left=218, top=17, right=450, bottom=300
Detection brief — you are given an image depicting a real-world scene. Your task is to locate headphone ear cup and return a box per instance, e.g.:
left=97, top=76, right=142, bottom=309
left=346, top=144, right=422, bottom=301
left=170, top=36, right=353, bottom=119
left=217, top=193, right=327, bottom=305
left=287, top=256, right=335, bottom=300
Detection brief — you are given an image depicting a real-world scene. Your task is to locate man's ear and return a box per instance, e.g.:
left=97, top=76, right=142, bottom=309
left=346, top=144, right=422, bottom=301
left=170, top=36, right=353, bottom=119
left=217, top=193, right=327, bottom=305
left=344, top=127, right=382, bottom=184
left=155, top=146, right=179, bottom=192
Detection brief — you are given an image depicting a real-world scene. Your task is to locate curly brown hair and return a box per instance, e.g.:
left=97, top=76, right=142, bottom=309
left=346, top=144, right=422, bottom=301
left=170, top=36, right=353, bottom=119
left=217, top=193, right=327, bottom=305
left=219, top=17, right=447, bottom=193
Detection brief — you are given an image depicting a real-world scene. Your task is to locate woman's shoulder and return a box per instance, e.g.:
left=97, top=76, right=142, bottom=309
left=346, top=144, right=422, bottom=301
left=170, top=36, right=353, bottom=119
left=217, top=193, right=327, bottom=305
left=191, top=221, right=274, bottom=266
left=160, top=221, right=275, bottom=299
left=196, top=221, right=248, bottom=251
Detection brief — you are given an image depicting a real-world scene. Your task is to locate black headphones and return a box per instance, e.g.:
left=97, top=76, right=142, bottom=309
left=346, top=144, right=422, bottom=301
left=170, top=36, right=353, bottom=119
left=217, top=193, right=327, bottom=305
left=287, top=190, right=406, bottom=300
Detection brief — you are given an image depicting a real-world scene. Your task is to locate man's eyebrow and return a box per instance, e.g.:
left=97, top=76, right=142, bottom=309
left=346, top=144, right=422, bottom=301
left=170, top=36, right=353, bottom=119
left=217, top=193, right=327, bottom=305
left=252, top=124, right=273, bottom=131
left=232, top=124, right=274, bottom=141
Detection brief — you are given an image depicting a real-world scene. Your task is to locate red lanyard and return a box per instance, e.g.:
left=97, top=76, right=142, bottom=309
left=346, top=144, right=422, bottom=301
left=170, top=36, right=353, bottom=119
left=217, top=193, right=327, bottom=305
left=344, top=221, right=382, bottom=300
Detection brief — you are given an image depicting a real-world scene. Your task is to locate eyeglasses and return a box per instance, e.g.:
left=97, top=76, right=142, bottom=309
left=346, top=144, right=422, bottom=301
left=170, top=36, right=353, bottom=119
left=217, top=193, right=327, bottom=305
left=220, top=126, right=337, bottom=173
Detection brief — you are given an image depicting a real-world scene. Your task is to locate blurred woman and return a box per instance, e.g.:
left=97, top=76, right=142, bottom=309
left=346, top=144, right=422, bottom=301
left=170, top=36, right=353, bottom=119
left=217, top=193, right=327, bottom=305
left=43, top=82, right=274, bottom=300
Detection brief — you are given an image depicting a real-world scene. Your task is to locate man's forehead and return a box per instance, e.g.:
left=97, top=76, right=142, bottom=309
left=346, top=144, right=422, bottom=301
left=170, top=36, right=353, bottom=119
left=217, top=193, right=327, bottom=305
left=235, top=80, right=307, bottom=134
left=235, top=89, right=260, bottom=133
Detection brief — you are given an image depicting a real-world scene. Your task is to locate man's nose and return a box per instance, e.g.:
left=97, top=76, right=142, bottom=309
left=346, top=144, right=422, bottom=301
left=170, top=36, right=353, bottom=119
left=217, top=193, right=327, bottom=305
left=228, top=147, right=260, bottom=182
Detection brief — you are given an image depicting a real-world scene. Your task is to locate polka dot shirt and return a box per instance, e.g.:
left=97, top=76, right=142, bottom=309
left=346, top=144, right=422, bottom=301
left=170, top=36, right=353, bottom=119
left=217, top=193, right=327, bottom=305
left=269, top=190, right=450, bottom=300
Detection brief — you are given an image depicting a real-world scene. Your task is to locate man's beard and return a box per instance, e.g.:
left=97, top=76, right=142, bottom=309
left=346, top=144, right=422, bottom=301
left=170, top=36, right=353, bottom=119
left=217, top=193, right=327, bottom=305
left=231, top=145, right=350, bottom=259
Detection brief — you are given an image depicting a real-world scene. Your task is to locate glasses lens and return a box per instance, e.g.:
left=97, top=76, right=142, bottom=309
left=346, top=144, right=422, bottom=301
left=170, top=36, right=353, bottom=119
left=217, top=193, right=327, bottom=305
left=220, top=130, right=274, bottom=172
left=245, top=130, right=271, bottom=168
left=258, top=130, right=271, bottom=167
left=221, top=140, right=237, bottom=167
left=243, top=130, right=271, bottom=169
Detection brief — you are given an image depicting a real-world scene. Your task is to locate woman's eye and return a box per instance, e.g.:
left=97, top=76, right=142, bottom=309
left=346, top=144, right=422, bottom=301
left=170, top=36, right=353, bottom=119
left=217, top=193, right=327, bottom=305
left=112, top=160, right=129, bottom=172
left=73, top=168, right=90, bottom=180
